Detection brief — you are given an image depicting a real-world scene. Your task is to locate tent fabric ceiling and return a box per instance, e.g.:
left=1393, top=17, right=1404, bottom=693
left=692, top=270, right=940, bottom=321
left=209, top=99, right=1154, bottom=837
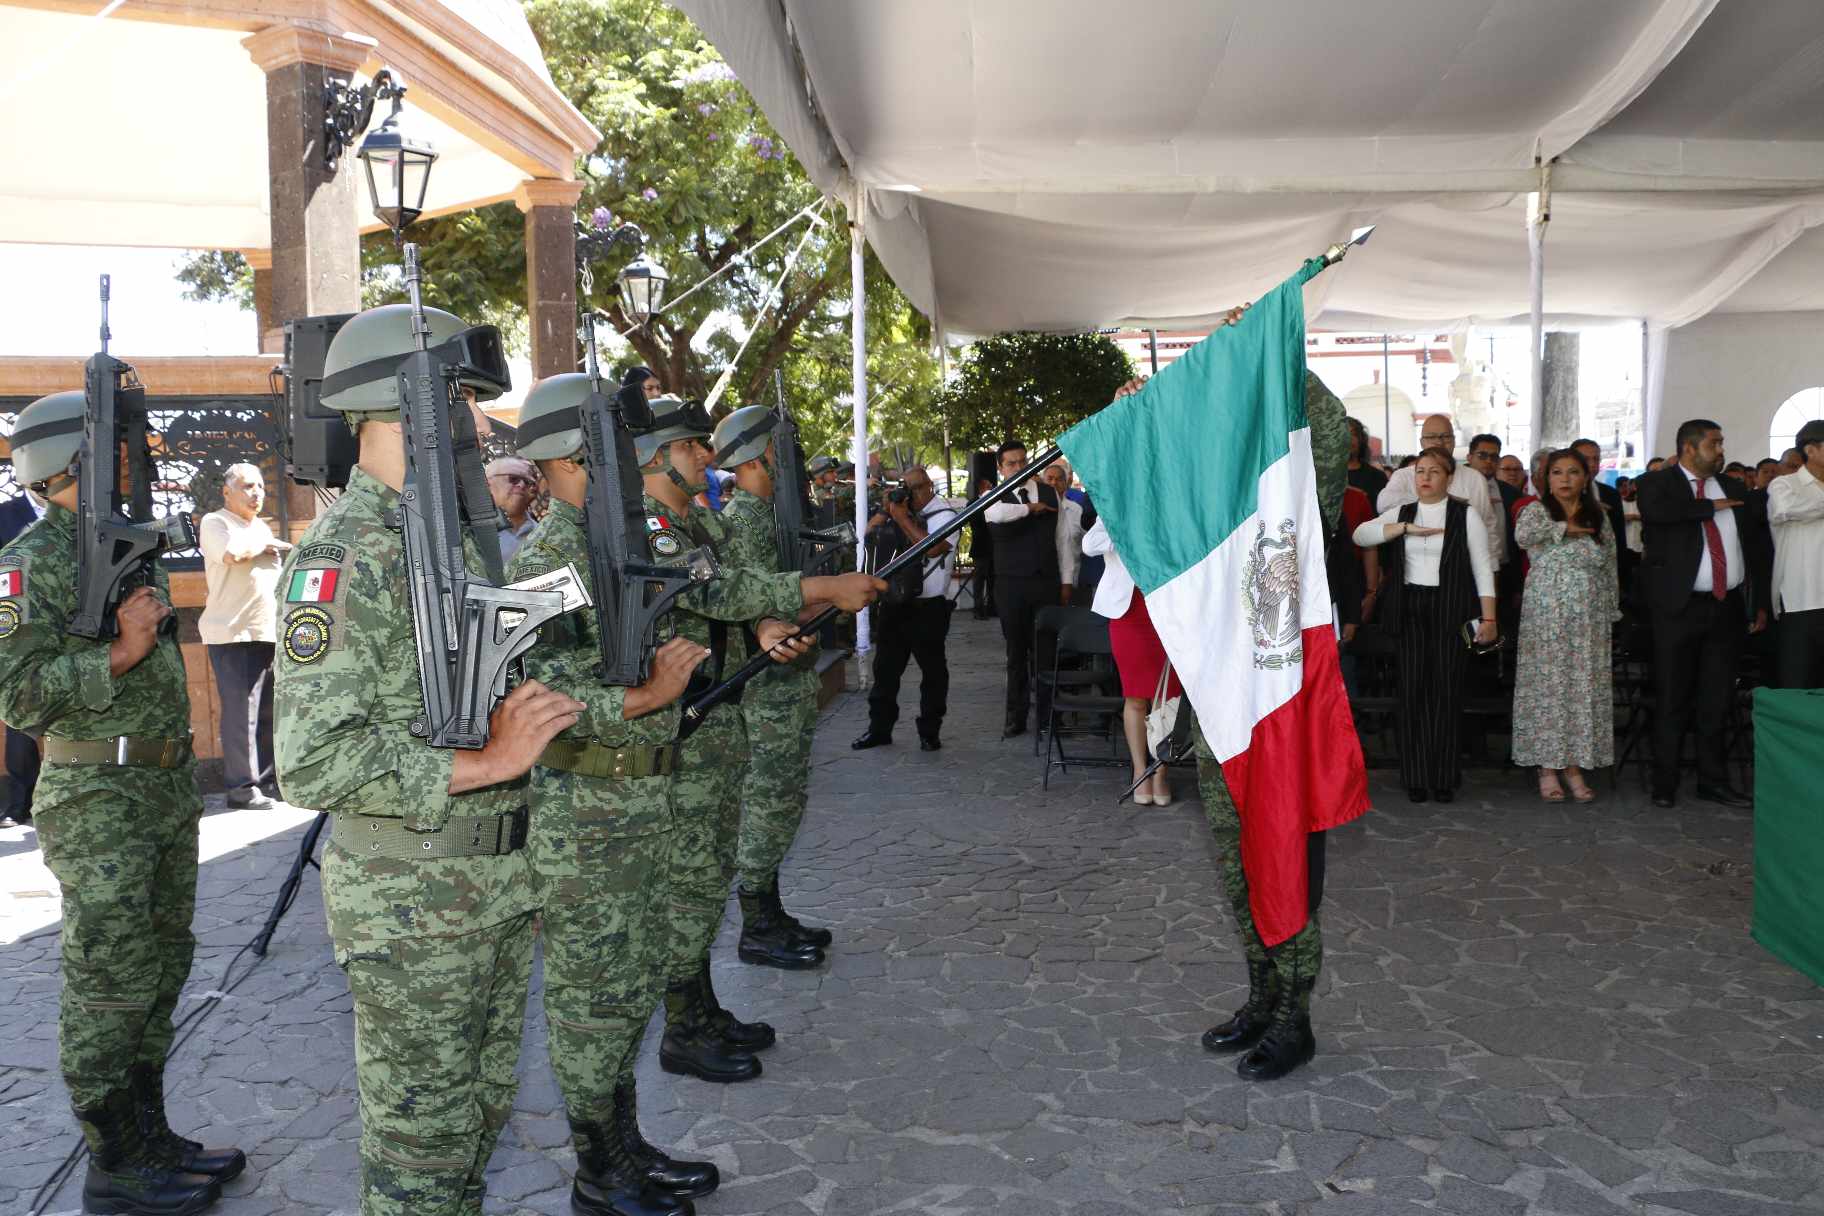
left=677, top=0, right=1824, bottom=335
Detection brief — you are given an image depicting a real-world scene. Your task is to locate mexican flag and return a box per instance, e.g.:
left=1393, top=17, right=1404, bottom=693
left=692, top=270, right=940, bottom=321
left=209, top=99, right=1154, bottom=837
left=1059, top=258, right=1368, bottom=947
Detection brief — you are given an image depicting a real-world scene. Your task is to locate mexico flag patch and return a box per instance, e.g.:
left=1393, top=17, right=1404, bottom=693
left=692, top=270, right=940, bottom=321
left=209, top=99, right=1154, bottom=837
left=286, top=568, right=340, bottom=603
left=0, top=569, right=21, bottom=598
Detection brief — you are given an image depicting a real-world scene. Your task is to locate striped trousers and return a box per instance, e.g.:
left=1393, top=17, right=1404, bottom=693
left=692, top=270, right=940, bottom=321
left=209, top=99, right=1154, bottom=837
left=1397, top=585, right=1468, bottom=793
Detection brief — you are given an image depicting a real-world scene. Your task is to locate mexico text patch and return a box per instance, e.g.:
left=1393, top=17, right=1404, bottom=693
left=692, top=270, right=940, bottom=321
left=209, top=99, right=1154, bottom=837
left=282, top=605, right=333, bottom=664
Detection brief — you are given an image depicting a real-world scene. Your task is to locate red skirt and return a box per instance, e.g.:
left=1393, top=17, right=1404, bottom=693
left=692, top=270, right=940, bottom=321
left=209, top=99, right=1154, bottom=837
left=1108, top=588, right=1182, bottom=700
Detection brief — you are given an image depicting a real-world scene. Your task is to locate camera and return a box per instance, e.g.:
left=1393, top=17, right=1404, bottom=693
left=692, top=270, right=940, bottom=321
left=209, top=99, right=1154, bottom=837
left=886, top=484, right=911, bottom=506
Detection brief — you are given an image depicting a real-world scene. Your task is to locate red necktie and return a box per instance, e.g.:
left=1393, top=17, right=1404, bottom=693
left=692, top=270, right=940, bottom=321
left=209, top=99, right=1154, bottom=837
left=1694, top=476, right=1727, bottom=599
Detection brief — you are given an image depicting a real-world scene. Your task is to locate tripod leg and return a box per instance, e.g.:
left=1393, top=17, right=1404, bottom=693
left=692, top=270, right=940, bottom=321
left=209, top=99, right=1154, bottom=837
left=251, top=811, right=329, bottom=957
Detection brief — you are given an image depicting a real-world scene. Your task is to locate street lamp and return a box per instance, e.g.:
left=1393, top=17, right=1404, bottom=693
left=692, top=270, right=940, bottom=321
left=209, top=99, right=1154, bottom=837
left=356, top=89, right=437, bottom=238
left=616, top=253, right=669, bottom=329
left=576, top=214, right=669, bottom=329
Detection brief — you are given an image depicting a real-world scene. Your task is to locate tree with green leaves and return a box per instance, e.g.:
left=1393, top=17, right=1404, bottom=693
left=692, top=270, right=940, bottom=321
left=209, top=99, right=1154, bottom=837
left=940, top=332, right=1133, bottom=453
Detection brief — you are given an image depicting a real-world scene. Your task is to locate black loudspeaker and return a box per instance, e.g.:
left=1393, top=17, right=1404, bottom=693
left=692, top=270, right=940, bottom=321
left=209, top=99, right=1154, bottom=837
left=282, top=314, right=356, bottom=489
left=967, top=451, right=997, bottom=502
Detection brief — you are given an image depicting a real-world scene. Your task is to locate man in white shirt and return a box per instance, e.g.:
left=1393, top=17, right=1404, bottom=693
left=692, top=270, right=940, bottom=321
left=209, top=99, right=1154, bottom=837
left=486, top=455, right=540, bottom=561
left=199, top=463, right=290, bottom=808
left=1768, top=419, right=1824, bottom=689
left=854, top=467, right=958, bottom=751
left=1379, top=415, right=1503, bottom=569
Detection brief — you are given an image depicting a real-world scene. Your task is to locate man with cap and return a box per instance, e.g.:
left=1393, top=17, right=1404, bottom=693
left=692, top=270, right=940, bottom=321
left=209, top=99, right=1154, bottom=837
left=710, top=406, right=837, bottom=971
left=1768, top=418, right=1824, bottom=688
left=639, top=396, right=882, bottom=1081
left=273, top=302, right=587, bottom=1216
left=0, top=390, right=242, bottom=1214
left=486, top=454, right=540, bottom=562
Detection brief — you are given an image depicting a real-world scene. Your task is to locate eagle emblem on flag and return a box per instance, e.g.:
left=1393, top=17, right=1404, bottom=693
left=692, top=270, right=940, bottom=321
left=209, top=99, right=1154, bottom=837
left=1243, top=517, right=1303, bottom=662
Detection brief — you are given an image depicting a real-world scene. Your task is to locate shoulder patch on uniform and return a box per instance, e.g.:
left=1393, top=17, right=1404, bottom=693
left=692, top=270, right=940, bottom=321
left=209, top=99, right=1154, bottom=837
left=0, top=568, right=22, bottom=598
left=282, top=605, right=334, bottom=664
left=646, top=515, right=671, bottom=532
left=650, top=529, right=685, bottom=558
left=285, top=567, right=342, bottom=603
left=0, top=552, right=23, bottom=568
left=297, top=541, right=346, bottom=565
left=0, top=601, right=20, bottom=639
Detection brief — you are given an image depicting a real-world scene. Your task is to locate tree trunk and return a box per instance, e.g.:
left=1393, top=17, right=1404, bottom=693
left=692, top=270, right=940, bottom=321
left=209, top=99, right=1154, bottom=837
left=1541, top=331, right=1580, bottom=449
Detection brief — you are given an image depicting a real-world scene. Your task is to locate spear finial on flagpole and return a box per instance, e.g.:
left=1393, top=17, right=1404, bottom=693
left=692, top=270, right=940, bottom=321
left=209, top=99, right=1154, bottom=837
left=1321, top=225, right=1376, bottom=267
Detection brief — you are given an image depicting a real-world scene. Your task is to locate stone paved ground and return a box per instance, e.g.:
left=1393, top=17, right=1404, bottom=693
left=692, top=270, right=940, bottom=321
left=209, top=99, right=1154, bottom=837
left=3, top=613, right=1822, bottom=1216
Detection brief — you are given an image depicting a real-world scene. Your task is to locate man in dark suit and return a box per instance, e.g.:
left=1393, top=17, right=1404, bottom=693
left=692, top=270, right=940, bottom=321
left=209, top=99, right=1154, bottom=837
left=981, top=439, right=1060, bottom=737
left=0, top=482, right=41, bottom=826
left=1635, top=418, right=1772, bottom=808
left=1573, top=437, right=1635, bottom=601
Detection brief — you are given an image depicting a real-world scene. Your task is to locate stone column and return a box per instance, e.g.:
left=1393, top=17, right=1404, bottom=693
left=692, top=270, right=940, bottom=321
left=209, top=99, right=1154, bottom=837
left=515, top=179, right=585, bottom=381
left=241, top=248, right=279, bottom=354
left=244, top=25, right=372, bottom=326
left=244, top=25, right=373, bottom=528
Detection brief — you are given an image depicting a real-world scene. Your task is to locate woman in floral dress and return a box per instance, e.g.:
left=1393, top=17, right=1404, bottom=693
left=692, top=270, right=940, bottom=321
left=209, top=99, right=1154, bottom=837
left=1512, top=450, right=1621, bottom=801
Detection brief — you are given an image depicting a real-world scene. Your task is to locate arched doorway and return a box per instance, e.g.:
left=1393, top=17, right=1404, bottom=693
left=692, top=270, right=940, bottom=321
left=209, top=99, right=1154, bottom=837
left=1769, top=387, right=1824, bottom=457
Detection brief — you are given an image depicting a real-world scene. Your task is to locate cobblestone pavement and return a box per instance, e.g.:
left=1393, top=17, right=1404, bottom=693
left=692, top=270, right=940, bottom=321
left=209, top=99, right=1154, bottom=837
left=4, top=613, right=1822, bottom=1216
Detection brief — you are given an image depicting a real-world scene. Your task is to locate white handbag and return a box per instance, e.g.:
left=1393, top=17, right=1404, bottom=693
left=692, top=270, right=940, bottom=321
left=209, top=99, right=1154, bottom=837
left=1145, top=662, right=1182, bottom=763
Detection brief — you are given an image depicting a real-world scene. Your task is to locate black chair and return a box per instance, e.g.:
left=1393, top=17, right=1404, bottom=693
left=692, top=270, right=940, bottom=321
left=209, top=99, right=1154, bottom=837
left=1031, top=604, right=1102, bottom=755
left=1344, top=624, right=1400, bottom=768
left=1040, top=616, right=1127, bottom=789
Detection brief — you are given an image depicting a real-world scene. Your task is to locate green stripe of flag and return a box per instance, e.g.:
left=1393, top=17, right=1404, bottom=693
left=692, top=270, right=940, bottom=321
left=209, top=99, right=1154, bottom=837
left=1059, top=258, right=1322, bottom=595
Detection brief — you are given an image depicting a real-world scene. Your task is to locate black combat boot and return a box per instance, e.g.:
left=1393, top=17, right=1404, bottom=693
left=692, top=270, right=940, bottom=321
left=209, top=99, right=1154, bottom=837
left=568, top=1116, right=692, bottom=1216
left=763, top=872, right=833, bottom=950
left=75, top=1088, right=221, bottom=1216
left=658, top=977, right=762, bottom=1083
left=613, top=1080, right=717, bottom=1198
left=130, top=1063, right=246, bottom=1182
left=1236, top=953, right=1317, bottom=1083
left=736, top=885, right=823, bottom=970
left=1201, top=958, right=1277, bottom=1054
left=698, top=959, right=776, bottom=1052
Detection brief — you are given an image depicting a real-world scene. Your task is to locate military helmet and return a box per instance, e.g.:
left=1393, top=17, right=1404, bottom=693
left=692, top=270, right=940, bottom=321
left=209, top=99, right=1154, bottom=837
left=319, top=303, right=511, bottom=414
left=8, top=390, right=86, bottom=487
left=710, top=405, right=775, bottom=469
left=513, top=374, right=589, bottom=461
left=633, top=395, right=714, bottom=465
left=807, top=455, right=837, bottom=477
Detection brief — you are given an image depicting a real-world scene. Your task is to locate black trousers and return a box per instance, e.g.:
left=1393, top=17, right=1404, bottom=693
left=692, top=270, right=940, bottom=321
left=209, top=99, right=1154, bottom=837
left=1650, top=589, right=1745, bottom=794
left=971, top=523, right=997, bottom=616
left=207, top=642, right=276, bottom=796
left=1778, top=607, right=1824, bottom=690
left=995, top=574, right=1057, bottom=722
left=3, top=725, right=38, bottom=819
left=867, top=596, right=953, bottom=737
left=1397, top=586, right=1468, bottom=792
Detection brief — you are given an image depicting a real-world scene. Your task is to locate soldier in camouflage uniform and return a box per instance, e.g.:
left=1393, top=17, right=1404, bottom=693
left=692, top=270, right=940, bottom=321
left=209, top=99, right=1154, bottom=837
left=273, top=304, right=586, bottom=1216
left=1195, top=368, right=1352, bottom=1083
left=0, top=390, right=241, bottom=1216
left=710, top=407, right=836, bottom=971
left=636, top=398, right=881, bottom=1083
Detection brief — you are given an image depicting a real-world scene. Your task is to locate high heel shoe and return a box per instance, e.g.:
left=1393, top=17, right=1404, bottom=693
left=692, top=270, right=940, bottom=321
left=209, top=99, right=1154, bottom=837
left=1151, top=783, right=1173, bottom=807
left=1564, top=770, right=1595, bottom=803
left=1538, top=769, right=1565, bottom=803
left=1131, top=790, right=1155, bottom=807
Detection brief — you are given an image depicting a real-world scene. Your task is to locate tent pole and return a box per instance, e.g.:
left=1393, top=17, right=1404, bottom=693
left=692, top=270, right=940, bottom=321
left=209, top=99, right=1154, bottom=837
left=849, top=184, right=871, bottom=660
left=1381, top=333, right=1391, bottom=453
left=1148, top=328, right=1160, bottom=374
left=1526, top=162, right=1552, bottom=452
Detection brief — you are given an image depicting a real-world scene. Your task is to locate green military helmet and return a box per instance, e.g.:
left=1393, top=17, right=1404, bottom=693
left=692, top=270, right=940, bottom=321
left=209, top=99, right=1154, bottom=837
left=710, top=405, right=775, bottom=469
left=319, top=303, right=510, bottom=414
left=807, top=455, right=837, bottom=477
left=8, top=389, right=86, bottom=487
left=512, top=373, right=590, bottom=461
left=633, top=394, right=714, bottom=466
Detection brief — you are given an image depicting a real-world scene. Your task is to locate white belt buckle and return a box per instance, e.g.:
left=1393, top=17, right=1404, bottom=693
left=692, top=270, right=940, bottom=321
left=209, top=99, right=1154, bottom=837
left=116, top=736, right=131, bottom=766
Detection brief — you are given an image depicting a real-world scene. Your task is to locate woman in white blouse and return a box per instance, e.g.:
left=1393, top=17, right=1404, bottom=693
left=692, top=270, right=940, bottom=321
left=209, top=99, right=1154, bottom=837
left=1083, top=518, right=1176, bottom=805
left=1353, top=448, right=1497, bottom=803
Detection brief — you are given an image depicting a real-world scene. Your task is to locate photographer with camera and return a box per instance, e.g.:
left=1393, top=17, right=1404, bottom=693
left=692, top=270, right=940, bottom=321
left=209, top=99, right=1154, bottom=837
left=853, top=467, right=958, bottom=752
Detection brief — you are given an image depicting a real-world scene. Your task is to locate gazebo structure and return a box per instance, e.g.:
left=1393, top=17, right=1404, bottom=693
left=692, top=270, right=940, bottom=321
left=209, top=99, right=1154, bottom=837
left=0, top=0, right=600, bottom=766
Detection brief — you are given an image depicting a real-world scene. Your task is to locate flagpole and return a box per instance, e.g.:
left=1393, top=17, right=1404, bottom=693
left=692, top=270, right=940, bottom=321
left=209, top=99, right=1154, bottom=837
left=674, top=227, right=1377, bottom=739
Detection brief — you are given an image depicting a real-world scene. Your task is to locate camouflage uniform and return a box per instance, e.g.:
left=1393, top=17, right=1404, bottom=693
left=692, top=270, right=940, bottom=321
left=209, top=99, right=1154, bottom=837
left=274, top=469, right=538, bottom=1216
left=0, top=507, right=199, bottom=1112
left=644, top=495, right=803, bottom=980
left=1195, top=372, right=1348, bottom=1023
left=719, top=488, right=821, bottom=888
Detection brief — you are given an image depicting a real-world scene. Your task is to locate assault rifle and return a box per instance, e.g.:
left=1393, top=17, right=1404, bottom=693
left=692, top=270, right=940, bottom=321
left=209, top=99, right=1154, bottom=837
left=577, top=316, right=717, bottom=686
left=769, top=371, right=851, bottom=576
left=67, top=275, right=197, bottom=640
left=391, top=243, right=566, bottom=747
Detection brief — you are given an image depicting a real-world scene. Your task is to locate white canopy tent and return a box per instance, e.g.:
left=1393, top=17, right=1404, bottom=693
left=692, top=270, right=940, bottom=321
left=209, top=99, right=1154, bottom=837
left=679, top=0, right=1824, bottom=478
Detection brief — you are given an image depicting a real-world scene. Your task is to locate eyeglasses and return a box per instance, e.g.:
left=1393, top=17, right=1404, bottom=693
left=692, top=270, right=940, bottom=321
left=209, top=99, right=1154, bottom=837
left=492, top=474, right=537, bottom=490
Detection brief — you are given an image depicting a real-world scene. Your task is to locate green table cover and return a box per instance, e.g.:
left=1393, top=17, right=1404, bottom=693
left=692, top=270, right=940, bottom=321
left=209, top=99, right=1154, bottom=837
left=1752, top=687, right=1824, bottom=987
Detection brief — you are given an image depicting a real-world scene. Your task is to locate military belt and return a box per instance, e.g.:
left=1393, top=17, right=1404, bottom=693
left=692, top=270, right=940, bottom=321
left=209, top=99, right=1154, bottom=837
left=334, top=806, right=530, bottom=860
left=43, top=735, right=193, bottom=769
left=537, top=739, right=674, bottom=781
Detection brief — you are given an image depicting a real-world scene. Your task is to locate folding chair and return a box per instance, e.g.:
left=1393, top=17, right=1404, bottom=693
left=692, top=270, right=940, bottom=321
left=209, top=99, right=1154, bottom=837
left=1040, top=616, right=1127, bottom=789
left=1344, top=624, right=1400, bottom=768
left=1031, top=604, right=1101, bottom=755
